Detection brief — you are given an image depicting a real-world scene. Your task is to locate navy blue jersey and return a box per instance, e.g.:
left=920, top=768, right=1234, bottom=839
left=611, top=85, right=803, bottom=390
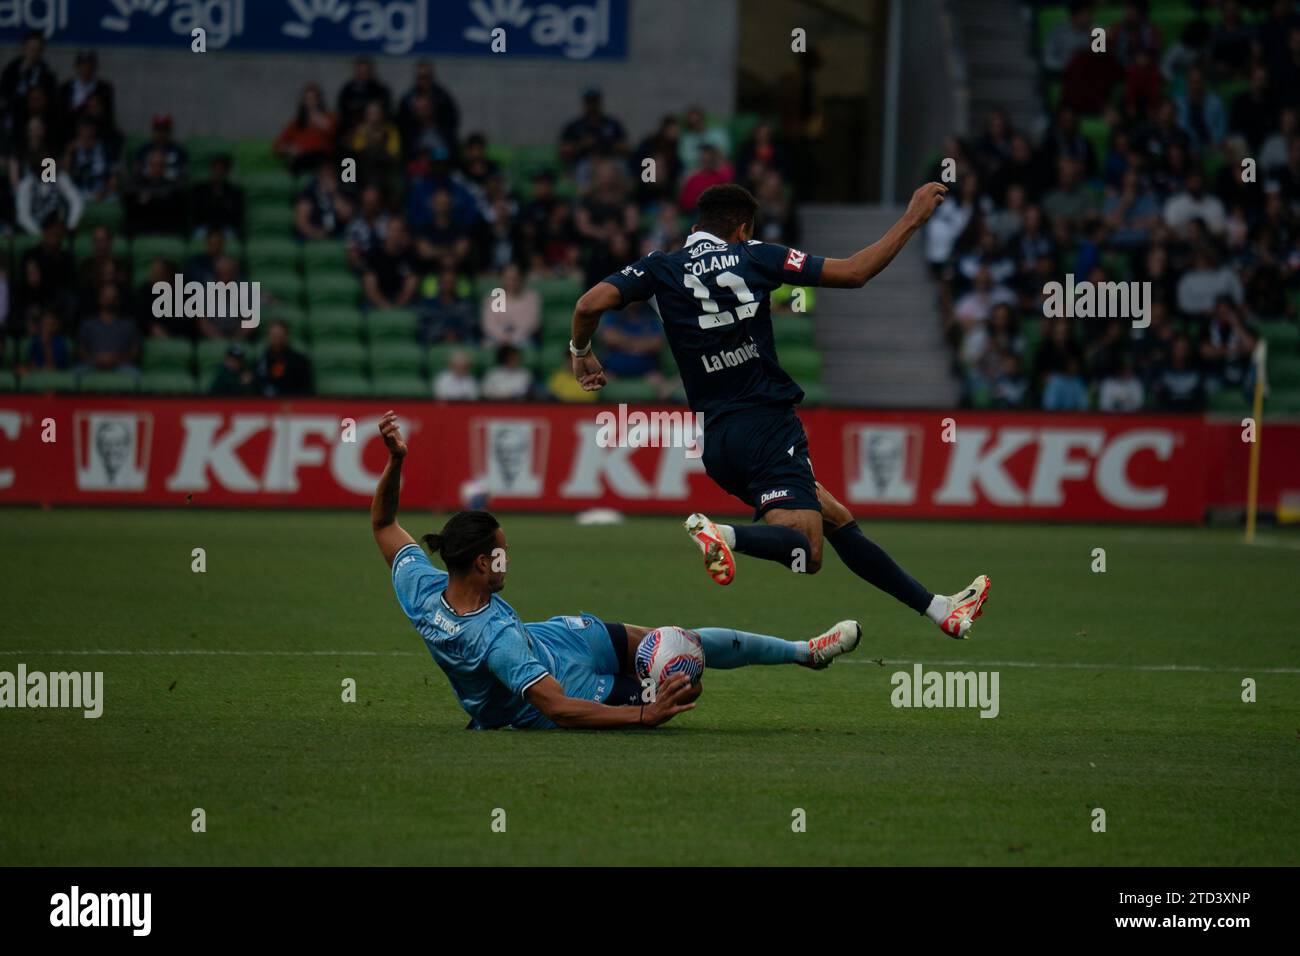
left=601, top=231, right=825, bottom=424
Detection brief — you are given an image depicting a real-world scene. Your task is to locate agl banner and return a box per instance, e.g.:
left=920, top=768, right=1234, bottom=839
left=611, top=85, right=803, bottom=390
left=2, top=397, right=1295, bottom=522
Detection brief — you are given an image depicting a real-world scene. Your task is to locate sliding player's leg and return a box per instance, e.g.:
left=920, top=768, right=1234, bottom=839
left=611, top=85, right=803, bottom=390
left=817, top=481, right=991, bottom=639
left=624, top=620, right=861, bottom=672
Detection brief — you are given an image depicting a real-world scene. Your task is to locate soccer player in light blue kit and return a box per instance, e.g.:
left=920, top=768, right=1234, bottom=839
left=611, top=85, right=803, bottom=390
left=371, top=411, right=861, bottom=730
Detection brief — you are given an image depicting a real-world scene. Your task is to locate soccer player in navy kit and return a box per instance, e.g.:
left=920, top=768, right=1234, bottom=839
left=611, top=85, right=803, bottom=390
left=569, top=182, right=990, bottom=640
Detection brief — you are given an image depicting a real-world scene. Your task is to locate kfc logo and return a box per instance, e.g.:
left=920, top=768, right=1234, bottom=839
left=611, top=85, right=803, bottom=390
left=471, top=418, right=548, bottom=498
left=75, top=412, right=152, bottom=492
left=784, top=248, right=808, bottom=272
left=845, top=424, right=921, bottom=504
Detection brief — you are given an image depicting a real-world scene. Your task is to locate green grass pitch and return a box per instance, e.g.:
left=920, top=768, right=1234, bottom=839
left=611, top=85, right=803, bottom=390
left=1, top=508, right=1297, bottom=866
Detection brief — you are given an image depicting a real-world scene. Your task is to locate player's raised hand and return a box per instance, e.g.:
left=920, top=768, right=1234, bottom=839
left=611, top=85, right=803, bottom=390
left=905, top=182, right=948, bottom=225
left=573, top=352, right=607, bottom=391
left=378, top=411, right=408, bottom=459
left=641, top=674, right=698, bottom=727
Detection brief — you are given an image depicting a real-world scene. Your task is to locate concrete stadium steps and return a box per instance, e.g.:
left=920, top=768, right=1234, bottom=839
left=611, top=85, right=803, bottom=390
left=797, top=204, right=959, bottom=408
left=953, top=0, right=1041, bottom=137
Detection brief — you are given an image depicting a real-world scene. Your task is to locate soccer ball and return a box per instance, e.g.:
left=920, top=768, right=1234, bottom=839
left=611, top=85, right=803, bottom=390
left=635, top=626, right=705, bottom=688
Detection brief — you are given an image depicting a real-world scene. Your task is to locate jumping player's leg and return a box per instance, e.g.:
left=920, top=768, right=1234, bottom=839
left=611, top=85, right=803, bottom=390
left=816, top=481, right=991, bottom=639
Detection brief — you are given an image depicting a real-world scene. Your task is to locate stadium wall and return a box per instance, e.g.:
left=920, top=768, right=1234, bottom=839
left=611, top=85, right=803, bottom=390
left=3, top=397, right=1295, bottom=523
left=25, top=0, right=739, bottom=144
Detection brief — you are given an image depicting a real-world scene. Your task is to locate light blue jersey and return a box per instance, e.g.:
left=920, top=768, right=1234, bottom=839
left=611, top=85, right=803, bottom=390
left=390, top=543, right=623, bottom=729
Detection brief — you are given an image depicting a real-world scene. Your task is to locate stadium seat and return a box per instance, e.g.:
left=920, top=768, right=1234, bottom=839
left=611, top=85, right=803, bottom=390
left=375, top=373, right=430, bottom=398
left=73, top=232, right=129, bottom=267
left=79, top=201, right=123, bottom=233
left=601, top=378, right=658, bottom=403
left=779, top=346, right=823, bottom=382
left=19, top=370, right=78, bottom=392
left=533, top=276, right=582, bottom=310
left=0, top=370, right=14, bottom=392
left=187, top=136, right=238, bottom=173
left=196, top=339, right=236, bottom=377
left=247, top=237, right=301, bottom=272
left=774, top=318, right=815, bottom=348
left=308, top=307, right=365, bottom=343
left=141, top=369, right=197, bottom=394
left=78, top=370, right=140, bottom=393
left=1269, top=355, right=1300, bottom=388
left=132, top=235, right=188, bottom=269
left=234, top=138, right=280, bottom=175
left=1208, top=389, right=1249, bottom=413
left=1257, top=321, right=1299, bottom=351
left=258, top=269, right=303, bottom=309
left=142, top=337, right=194, bottom=372
left=800, top=381, right=828, bottom=406
left=247, top=203, right=296, bottom=238
left=315, top=371, right=372, bottom=396
left=367, top=308, right=420, bottom=342
left=262, top=301, right=306, bottom=329
left=428, top=343, right=475, bottom=374
left=369, top=341, right=425, bottom=376
left=305, top=273, right=361, bottom=308
left=542, top=305, right=573, bottom=335
left=239, top=170, right=295, bottom=205
left=312, top=341, right=368, bottom=375
left=301, top=241, right=350, bottom=276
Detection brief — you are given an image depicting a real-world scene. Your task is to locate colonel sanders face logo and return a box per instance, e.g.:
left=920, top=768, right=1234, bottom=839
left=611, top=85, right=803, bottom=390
left=472, top=419, right=547, bottom=498
left=76, top=412, right=151, bottom=491
left=845, top=425, right=920, bottom=504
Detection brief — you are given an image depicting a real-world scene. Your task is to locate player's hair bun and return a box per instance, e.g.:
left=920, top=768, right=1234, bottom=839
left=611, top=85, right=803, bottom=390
left=422, top=532, right=444, bottom=555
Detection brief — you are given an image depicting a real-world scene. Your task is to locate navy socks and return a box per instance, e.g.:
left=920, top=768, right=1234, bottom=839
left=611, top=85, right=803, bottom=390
left=826, top=521, right=933, bottom=614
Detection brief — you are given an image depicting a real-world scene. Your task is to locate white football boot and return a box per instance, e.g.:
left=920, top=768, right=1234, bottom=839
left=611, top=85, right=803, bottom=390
left=938, top=575, right=991, bottom=640
left=802, top=620, right=862, bottom=669
left=684, top=513, right=736, bottom=586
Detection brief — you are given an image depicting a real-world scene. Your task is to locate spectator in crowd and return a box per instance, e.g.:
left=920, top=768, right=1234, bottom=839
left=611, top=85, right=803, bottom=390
left=415, top=188, right=473, bottom=270
left=1200, top=297, right=1256, bottom=390
left=256, top=320, right=313, bottom=396
left=559, top=89, right=628, bottom=183
left=433, top=349, right=479, bottom=401
left=1177, top=245, right=1244, bottom=319
left=547, top=344, right=599, bottom=403
left=15, top=158, right=84, bottom=234
left=347, top=99, right=400, bottom=181
left=479, top=194, right=522, bottom=272
left=1042, top=355, right=1089, bottom=411
left=1175, top=65, right=1227, bottom=153
left=345, top=184, right=390, bottom=272
left=62, top=118, right=117, bottom=203
left=677, top=106, right=730, bottom=172
left=420, top=263, right=475, bottom=344
left=634, top=114, right=683, bottom=206
left=189, top=154, right=245, bottom=239
left=363, top=218, right=418, bottom=311
left=1042, top=157, right=1099, bottom=235
left=77, top=225, right=127, bottom=294
left=59, top=51, right=115, bottom=131
left=398, top=61, right=459, bottom=161
left=642, top=201, right=686, bottom=254
left=402, top=93, right=451, bottom=163
left=678, top=143, right=734, bottom=212
left=184, top=228, right=226, bottom=285
left=133, top=114, right=186, bottom=182
left=77, top=283, right=139, bottom=375
left=1152, top=335, right=1205, bottom=410
left=1103, top=167, right=1161, bottom=247
left=1230, top=65, right=1279, bottom=154
left=125, top=148, right=185, bottom=235
left=19, top=217, right=75, bottom=317
left=925, top=173, right=983, bottom=271
left=737, top=121, right=790, bottom=190
left=575, top=159, right=638, bottom=286
left=336, top=56, right=391, bottom=136
left=209, top=343, right=256, bottom=396
left=197, top=257, right=250, bottom=341
left=140, top=257, right=187, bottom=339
left=954, top=267, right=1017, bottom=365
left=275, top=83, right=337, bottom=175
left=480, top=262, right=540, bottom=347
left=1097, top=355, right=1145, bottom=411
left=0, top=30, right=56, bottom=140
left=294, top=161, right=354, bottom=240
left=1209, top=0, right=1254, bottom=77
left=480, top=343, right=534, bottom=400
left=991, top=351, right=1030, bottom=408
left=1043, top=0, right=1095, bottom=74
left=24, top=307, right=71, bottom=371
left=78, top=88, right=121, bottom=161
left=599, top=303, right=666, bottom=391
left=1032, top=317, right=1085, bottom=401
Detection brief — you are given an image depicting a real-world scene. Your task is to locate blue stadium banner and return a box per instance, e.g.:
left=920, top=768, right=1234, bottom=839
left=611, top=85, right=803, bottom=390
left=0, top=0, right=628, bottom=59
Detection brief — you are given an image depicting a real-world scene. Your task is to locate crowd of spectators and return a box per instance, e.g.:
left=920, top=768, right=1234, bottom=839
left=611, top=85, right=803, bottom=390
left=927, top=0, right=1300, bottom=412
left=0, top=36, right=803, bottom=400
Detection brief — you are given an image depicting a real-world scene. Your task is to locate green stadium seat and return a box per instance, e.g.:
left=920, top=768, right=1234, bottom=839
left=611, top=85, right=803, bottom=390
left=801, top=381, right=828, bottom=406
left=78, top=370, right=139, bottom=393
left=367, top=308, right=420, bottom=342
left=773, top=318, right=815, bottom=347
left=315, top=371, right=371, bottom=397
left=247, top=237, right=301, bottom=272
left=19, top=369, right=78, bottom=392
left=1208, top=389, right=1250, bottom=413
left=239, top=170, right=296, bottom=205
left=1257, top=321, right=1299, bottom=350
left=306, top=273, right=361, bottom=308
left=141, top=337, right=194, bottom=373
left=1269, top=355, right=1300, bottom=388
left=247, top=203, right=296, bottom=238
left=601, top=378, right=658, bottom=403
left=308, top=306, right=365, bottom=343
left=79, top=201, right=123, bottom=233
left=778, top=346, right=823, bottom=382
left=132, top=235, right=187, bottom=268
left=542, top=305, right=572, bottom=335
left=187, top=136, right=238, bottom=174
left=1267, top=389, right=1300, bottom=414
left=302, top=240, right=350, bottom=276
left=262, top=301, right=306, bottom=328
left=312, top=341, right=368, bottom=375
left=533, top=276, right=582, bottom=310
left=374, top=373, right=429, bottom=398
left=728, top=113, right=764, bottom=152
left=369, top=341, right=425, bottom=376
left=0, top=370, right=14, bottom=392
left=141, top=369, right=197, bottom=394
left=73, top=231, right=129, bottom=267
left=234, top=138, right=280, bottom=174
left=197, top=339, right=236, bottom=376
left=258, top=269, right=303, bottom=309
left=428, top=343, right=476, bottom=374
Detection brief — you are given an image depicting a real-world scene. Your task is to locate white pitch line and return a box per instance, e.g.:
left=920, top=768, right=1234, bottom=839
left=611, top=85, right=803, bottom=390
left=840, top=659, right=1300, bottom=674
left=0, top=650, right=1296, bottom=674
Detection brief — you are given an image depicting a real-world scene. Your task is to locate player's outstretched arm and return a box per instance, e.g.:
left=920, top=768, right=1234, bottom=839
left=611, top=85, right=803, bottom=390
left=371, top=411, right=416, bottom=567
left=818, top=182, right=947, bottom=289
left=570, top=281, right=623, bottom=391
left=525, top=673, right=697, bottom=729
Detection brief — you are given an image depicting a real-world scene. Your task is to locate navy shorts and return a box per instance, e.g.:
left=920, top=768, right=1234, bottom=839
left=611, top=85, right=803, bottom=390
left=701, top=405, right=820, bottom=521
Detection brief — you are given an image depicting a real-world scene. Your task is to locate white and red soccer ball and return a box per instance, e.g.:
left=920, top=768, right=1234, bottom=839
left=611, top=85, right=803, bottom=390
left=635, top=626, right=705, bottom=688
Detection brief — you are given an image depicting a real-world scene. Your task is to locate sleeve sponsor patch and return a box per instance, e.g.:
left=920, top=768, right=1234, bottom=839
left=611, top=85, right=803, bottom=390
left=785, top=248, right=808, bottom=271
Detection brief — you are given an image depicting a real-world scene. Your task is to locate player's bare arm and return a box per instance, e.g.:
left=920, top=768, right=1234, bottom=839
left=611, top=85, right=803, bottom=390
left=371, top=410, right=416, bottom=567
left=524, top=672, right=697, bottom=729
left=818, top=182, right=948, bottom=289
left=570, top=281, right=622, bottom=390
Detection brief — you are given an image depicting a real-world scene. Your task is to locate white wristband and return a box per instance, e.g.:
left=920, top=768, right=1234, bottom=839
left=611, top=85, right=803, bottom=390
left=569, top=339, right=592, bottom=358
